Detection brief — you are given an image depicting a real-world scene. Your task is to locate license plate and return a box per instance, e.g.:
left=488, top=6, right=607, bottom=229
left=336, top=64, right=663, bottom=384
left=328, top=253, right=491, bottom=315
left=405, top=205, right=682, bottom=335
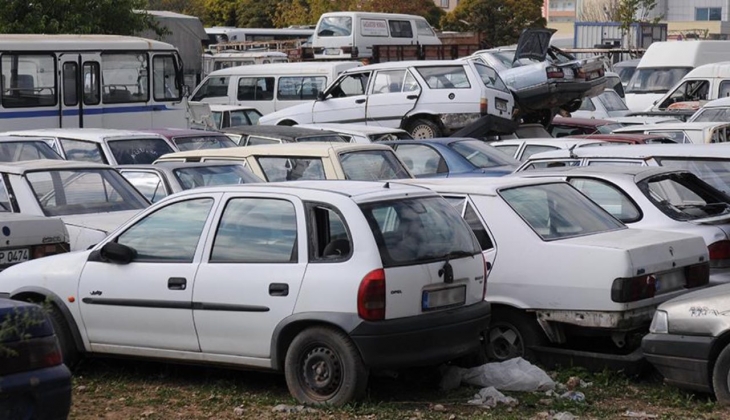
left=325, top=48, right=340, bottom=55
left=0, top=248, right=29, bottom=266
left=655, top=270, right=686, bottom=294
left=422, top=285, right=466, bottom=311
left=496, top=99, right=508, bottom=112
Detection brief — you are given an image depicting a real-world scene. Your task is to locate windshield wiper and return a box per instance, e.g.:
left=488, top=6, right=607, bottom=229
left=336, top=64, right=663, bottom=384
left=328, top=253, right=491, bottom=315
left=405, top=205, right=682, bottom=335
left=417, top=250, right=476, bottom=262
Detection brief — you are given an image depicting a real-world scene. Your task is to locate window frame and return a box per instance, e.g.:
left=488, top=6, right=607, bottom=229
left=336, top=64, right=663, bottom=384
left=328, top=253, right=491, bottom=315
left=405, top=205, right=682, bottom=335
left=82, top=61, right=101, bottom=106
left=276, top=75, right=327, bottom=101
left=100, top=51, right=150, bottom=104
left=1, top=52, right=58, bottom=109
left=304, top=201, right=353, bottom=263
left=567, top=176, right=644, bottom=224
left=237, top=76, right=275, bottom=101
left=152, top=54, right=182, bottom=102
left=388, top=20, right=414, bottom=38
left=192, top=75, right=230, bottom=101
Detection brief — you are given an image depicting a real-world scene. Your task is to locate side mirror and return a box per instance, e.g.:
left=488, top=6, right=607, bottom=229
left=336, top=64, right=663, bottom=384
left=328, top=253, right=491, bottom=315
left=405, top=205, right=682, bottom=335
left=100, top=242, right=137, bottom=265
left=317, top=91, right=326, bottom=101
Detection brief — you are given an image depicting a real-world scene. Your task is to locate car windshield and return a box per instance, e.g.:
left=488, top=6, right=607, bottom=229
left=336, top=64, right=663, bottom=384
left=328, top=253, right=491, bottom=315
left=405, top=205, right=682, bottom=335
left=317, top=16, right=352, bottom=37
left=339, top=150, right=411, bottom=180
left=692, top=107, right=730, bottom=123
left=638, top=172, right=730, bottom=221
left=449, top=139, right=518, bottom=168
left=598, top=90, right=629, bottom=112
left=173, top=165, right=260, bottom=190
left=26, top=169, right=148, bottom=216
left=108, top=138, right=175, bottom=164
left=500, top=182, right=625, bottom=241
left=596, top=123, right=625, bottom=134
left=616, top=65, right=636, bottom=85
left=0, top=141, right=62, bottom=162
left=657, top=158, right=730, bottom=194
left=257, top=157, right=326, bottom=181
left=359, top=196, right=481, bottom=268
left=173, top=135, right=237, bottom=151
left=297, top=135, right=347, bottom=143
left=626, top=67, right=692, bottom=93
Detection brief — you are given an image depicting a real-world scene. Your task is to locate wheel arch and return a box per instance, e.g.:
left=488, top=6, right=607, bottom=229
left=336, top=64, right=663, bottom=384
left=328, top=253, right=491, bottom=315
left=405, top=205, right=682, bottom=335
left=708, top=330, right=730, bottom=386
left=11, top=286, right=85, bottom=352
left=402, top=113, right=444, bottom=132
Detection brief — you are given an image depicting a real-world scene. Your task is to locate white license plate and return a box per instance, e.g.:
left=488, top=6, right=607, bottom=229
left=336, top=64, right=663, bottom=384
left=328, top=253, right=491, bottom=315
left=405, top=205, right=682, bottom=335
left=422, top=285, right=466, bottom=311
left=496, top=99, right=509, bottom=111
left=656, top=270, right=686, bottom=294
left=325, top=48, right=340, bottom=55
left=0, top=248, right=29, bottom=266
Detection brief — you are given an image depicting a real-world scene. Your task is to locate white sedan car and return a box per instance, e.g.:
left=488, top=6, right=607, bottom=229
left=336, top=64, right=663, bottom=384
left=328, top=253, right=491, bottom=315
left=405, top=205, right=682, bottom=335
left=407, top=176, right=709, bottom=362
left=490, top=138, right=607, bottom=162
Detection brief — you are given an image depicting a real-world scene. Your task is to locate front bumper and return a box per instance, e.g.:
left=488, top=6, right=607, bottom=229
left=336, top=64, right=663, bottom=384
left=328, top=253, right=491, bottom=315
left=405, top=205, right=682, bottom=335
left=350, top=301, right=491, bottom=369
left=642, top=333, right=714, bottom=393
left=0, top=364, right=72, bottom=420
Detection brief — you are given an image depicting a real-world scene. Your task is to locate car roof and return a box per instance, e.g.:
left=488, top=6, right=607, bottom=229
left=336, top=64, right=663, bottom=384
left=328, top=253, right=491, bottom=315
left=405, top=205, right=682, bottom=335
left=380, top=137, right=474, bottom=145
left=158, top=142, right=393, bottom=160
left=117, top=161, right=248, bottom=171
left=700, top=96, right=730, bottom=108
left=525, top=143, right=730, bottom=160
left=401, top=176, right=564, bottom=196
left=207, top=61, right=359, bottom=77
left=570, top=133, right=675, bottom=142
left=0, top=159, right=112, bottom=174
left=551, top=117, right=622, bottom=127
left=491, top=138, right=606, bottom=147
left=221, top=125, right=341, bottom=138
left=5, top=128, right=167, bottom=142
left=351, top=60, right=468, bottom=72
left=0, top=135, right=58, bottom=142
left=614, top=121, right=730, bottom=132
left=297, top=123, right=408, bottom=136
left=515, top=164, right=685, bottom=181
left=137, top=128, right=226, bottom=138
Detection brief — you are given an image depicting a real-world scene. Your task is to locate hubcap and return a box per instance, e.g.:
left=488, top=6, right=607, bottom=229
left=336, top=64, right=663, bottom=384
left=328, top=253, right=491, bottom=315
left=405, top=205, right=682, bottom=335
left=411, top=124, right=435, bottom=139
left=487, top=324, right=524, bottom=360
left=300, top=345, right=342, bottom=400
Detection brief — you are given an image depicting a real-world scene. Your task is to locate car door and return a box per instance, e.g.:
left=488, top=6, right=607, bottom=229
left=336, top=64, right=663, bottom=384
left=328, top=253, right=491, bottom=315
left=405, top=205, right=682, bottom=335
left=192, top=193, right=307, bottom=358
left=77, top=195, right=219, bottom=352
left=366, top=69, right=419, bottom=128
left=312, top=72, right=371, bottom=124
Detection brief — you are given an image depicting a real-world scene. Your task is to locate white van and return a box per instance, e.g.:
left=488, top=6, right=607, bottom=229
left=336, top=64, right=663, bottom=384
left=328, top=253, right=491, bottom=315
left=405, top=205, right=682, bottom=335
left=202, top=51, right=289, bottom=77
left=625, top=41, right=730, bottom=112
left=312, top=12, right=441, bottom=60
left=190, top=61, right=362, bottom=115
left=650, top=61, right=730, bottom=112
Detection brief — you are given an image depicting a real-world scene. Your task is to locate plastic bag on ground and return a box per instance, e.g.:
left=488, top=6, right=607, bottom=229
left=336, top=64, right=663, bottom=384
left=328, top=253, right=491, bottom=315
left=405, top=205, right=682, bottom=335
left=467, top=386, right=519, bottom=408
left=440, top=357, right=555, bottom=392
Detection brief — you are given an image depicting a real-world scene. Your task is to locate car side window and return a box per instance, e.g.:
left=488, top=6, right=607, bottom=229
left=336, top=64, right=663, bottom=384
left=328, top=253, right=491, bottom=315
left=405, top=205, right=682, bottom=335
left=192, top=76, right=229, bottom=102
left=493, top=144, right=520, bottom=159
left=521, top=159, right=581, bottom=170
left=210, top=198, right=298, bottom=263
left=307, top=203, right=351, bottom=262
left=579, top=98, right=596, bottom=111
left=586, top=159, right=644, bottom=166
left=394, top=144, right=447, bottom=176
left=569, top=178, right=641, bottom=223
left=59, top=138, right=105, bottom=163
left=257, top=157, right=325, bottom=181
left=550, top=125, right=587, bottom=138
left=327, top=72, right=370, bottom=98
left=116, top=198, right=214, bottom=262
left=464, top=202, right=493, bottom=251
left=245, top=136, right=281, bottom=146
left=371, top=70, right=407, bottom=94
left=522, top=145, right=560, bottom=161
left=720, top=80, right=730, bottom=98
left=120, top=171, right=168, bottom=203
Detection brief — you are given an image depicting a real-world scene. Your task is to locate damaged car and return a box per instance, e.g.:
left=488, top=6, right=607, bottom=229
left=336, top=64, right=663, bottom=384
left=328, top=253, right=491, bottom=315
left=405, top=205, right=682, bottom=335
left=468, top=28, right=606, bottom=124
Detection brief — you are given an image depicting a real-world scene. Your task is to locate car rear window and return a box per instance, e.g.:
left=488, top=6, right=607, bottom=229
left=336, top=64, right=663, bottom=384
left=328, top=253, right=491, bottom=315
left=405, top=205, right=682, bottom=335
left=359, top=196, right=481, bottom=268
left=638, top=172, right=730, bottom=221
left=173, top=135, right=237, bottom=151
left=596, top=123, right=625, bottom=134
left=173, top=165, right=260, bottom=190
left=499, top=182, right=625, bottom=241
left=297, top=135, right=346, bottom=143
left=449, top=139, right=517, bottom=168
left=257, top=157, right=325, bottom=181
left=108, top=138, right=175, bottom=164
left=339, top=150, right=411, bottom=180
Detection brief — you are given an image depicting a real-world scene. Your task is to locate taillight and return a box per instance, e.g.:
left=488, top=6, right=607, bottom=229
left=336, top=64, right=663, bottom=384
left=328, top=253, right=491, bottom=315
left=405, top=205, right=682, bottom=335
left=341, top=46, right=358, bottom=57
left=480, top=97, right=488, bottom=114
left=575, top=68, right=586, bottom=79
left=708, top=240, right=730, bottom=268
left=685, top=262, right=710, bottom=288
left=546, top=66, right=564, bottom=79
left=611, top=274, right=656, bottom=303
left=32, top=242, right=70, bottom=259
left=358, top=269, right=386, bottom=321
left=0, top=335, right=63, bottom=376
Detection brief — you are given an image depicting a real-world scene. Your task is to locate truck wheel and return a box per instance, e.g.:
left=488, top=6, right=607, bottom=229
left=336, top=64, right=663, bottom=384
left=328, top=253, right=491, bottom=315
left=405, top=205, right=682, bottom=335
left=407, top=119, right=442, bottom=139
left=284, top=326, right=368, bottom=406
left=712, top=344, right=730, bottom=404
left=48, top=305, right=81, bottom=369
left=485, top=307, right=547, bottom=362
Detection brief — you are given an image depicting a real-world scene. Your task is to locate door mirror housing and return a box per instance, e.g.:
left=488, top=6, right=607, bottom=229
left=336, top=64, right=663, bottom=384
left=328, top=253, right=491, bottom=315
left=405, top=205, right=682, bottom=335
left=99, top=242, right=137, bottom=265
left=317, top=91, right=326, bottom=101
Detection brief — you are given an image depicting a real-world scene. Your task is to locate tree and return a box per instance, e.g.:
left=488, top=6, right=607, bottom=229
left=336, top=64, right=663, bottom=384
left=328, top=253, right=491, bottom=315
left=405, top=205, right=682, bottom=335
left=235, top=0, right=283, bottom=28
left=441, top=0, right=545, bottom=48
left=579, top=0, right=620, bottom=22
left=361, top=0, right=445, bottom=26
left=616, top=0, right=660, bottom=48
left=273, top=0, right=443, bottom=28
left=0, top=0, right=163, bottom=35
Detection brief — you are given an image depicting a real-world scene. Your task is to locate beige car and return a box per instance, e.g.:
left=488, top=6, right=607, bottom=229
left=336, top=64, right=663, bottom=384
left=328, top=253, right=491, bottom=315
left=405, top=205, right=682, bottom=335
left=154, top=142, right=413, bottom=182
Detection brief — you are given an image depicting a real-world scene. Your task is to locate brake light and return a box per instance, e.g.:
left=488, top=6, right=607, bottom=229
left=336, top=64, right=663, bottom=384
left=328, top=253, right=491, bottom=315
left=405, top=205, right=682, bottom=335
left=31, top=242, right=70, bottom=259
left=709, top=241, right=730, bottom=268
left=685, top=262, right=710, bottom=288
left=480, top=97, right=488, bottom=114
left=358, top=269, right=386, bottom=321
left=546, top=66, right=564, bottom=79
left=611, top=274, right=656, bottom=303
left=341, top=46, right=358, bottom=57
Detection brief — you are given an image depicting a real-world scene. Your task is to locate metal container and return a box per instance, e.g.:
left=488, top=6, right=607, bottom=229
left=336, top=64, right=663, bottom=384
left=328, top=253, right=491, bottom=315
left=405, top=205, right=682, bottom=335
left=573, top=22, right=667, bottom=61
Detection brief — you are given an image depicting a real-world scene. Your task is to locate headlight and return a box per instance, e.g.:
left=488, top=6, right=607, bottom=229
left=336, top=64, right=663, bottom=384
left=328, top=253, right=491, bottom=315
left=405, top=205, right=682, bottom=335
left=649, top=310, right=669, bottom=334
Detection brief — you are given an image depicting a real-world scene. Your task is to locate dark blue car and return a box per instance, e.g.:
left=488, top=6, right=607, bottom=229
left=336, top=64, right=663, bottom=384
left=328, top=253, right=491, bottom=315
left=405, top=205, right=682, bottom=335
left=382, top=138, right=519, bottom=178
left=0, top=298, right=72, bottom=420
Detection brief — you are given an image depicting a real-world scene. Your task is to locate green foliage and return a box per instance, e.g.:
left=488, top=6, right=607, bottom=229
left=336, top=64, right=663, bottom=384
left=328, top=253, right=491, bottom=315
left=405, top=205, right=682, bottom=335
left=0, top=303, right=49, bottom=358
left=272, top=0, right=444, bottom=28
left=441, top=0, right=545, bottom=47
left=0, top=0, right=165, bottom=35
left=617, top=0, right=660, bottom=34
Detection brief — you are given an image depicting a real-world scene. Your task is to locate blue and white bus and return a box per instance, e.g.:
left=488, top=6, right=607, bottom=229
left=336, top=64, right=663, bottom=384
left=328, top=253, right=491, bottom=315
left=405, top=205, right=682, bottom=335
left=0, top=35, right=187, bottom=130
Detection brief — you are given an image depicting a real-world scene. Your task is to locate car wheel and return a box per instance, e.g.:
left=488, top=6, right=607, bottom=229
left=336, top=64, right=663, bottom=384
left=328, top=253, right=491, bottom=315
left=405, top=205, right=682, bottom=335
left=485, top=307, right=547, bottom=362
left=48, top=305, right=81, bottom=369
left=407, top=119, right=442, bottom=139
left=712, top=344, right=730, bottom=404
left=284, top=326, right=368, bottom=406
left=563, top=99, right=582, bottom=113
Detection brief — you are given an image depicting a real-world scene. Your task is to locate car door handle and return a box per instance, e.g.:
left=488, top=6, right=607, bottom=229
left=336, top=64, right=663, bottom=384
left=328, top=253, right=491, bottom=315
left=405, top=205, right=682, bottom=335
left=168, top=277, right=187, bottom=291
left=407, top=95, right=418, bottom=100
left=269, top=283, right=289, bottom=297
left=355, top=99, right=366, bottom=104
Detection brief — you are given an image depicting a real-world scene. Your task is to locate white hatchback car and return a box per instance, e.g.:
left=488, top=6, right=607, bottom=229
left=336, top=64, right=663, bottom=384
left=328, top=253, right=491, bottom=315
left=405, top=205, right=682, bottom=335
left=490, top=138, right=608, bottom=162
left=259, top=60, right=515, bottom=139
left=406, top=177, right=709, bottom=361
left=0, top=181, right=491, bottom=405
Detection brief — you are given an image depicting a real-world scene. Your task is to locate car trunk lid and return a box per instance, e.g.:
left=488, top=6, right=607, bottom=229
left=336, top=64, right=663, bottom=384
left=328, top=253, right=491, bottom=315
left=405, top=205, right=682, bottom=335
left=513, top=28, right=557, bottom=63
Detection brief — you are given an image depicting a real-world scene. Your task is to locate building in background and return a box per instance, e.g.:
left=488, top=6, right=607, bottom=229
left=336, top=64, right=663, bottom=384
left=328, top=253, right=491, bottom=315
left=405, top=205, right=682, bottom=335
left=437, top=0, right=458, bottom=12
left=544, top=0, right=578, bottom=22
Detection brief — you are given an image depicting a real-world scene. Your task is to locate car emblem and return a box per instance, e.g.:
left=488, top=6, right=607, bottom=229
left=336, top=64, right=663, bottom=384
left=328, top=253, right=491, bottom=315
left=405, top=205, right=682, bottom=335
left=669, top=246, right=674, bottom=256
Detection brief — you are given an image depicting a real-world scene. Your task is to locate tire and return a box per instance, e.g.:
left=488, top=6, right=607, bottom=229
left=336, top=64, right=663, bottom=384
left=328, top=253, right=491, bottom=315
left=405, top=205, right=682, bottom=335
left=284, top=326, right=368, bottom=406
left=48, top=305, right=81, bottom=369
left=278, top=120, right=297, bottom=126
left=407, top=118, right=442, bottom=139
left=485, top=307, right=548, bottom=363
left=712, top=344, right=730, bottom=405
left=563, top=99, right=582, bottom=113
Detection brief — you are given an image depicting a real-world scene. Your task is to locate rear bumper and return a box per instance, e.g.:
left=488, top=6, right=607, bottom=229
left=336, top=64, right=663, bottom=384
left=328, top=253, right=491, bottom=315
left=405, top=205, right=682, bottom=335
left=0, top=364, right=72, bottom=420
left=350, top=301, right=491, bottom=369
left=642, top=333, right=714, bottom=393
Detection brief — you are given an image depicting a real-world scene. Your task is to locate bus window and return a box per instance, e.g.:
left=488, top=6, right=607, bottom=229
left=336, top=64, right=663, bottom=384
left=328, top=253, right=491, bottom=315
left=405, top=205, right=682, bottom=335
left=101, top=53, right=149, bottom=104
left=1, top=54, right=56, bottom=108
left=153, top=55, right=181, bottom=101
left=83, top=62, right=100, bottom=105
left=63, top=62, right=79, bottom=106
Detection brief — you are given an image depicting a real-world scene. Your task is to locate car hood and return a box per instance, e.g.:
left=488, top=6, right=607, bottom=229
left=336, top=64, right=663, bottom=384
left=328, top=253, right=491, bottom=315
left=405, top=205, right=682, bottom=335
left=61, top=210, right=140, bottom=234
left=259, top=102, right=315, bottom=125
left=513, top=28, right=557, bottom=63
left=657, top=282, right=730, bottom=336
